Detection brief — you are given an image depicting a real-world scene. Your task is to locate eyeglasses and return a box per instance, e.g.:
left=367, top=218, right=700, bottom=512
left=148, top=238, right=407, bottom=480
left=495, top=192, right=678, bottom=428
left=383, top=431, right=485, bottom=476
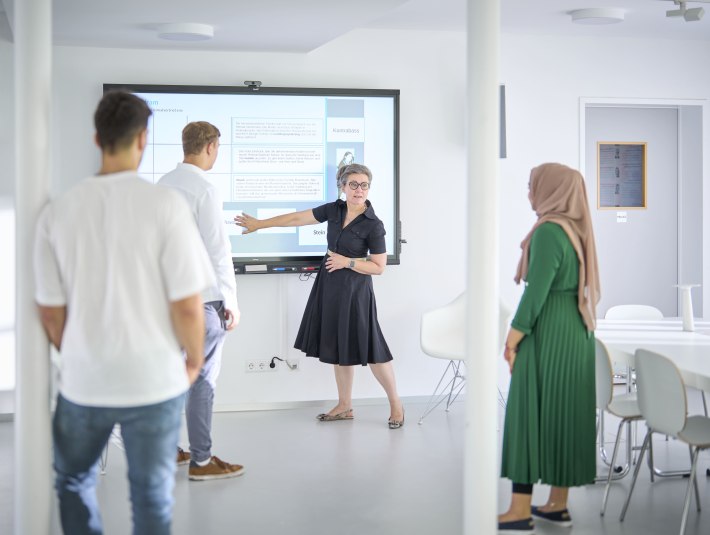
left=347, top=181, right=370, bottom=191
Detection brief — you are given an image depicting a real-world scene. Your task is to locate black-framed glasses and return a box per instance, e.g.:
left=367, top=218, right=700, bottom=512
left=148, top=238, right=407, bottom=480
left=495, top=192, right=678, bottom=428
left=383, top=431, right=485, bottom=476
left=347, top=181, right=370, bottom=191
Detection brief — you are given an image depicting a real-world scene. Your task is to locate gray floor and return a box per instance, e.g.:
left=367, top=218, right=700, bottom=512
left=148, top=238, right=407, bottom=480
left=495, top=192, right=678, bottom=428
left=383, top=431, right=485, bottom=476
left=1, top=400, right=709, bottom=534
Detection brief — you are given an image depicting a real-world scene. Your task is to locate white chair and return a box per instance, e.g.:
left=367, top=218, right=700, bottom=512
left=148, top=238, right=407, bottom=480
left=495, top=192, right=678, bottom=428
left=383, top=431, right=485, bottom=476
left=604, top=304, right=663, bottom=320
left=418, top=293, right=511, bottom=424
left=595, top=339, right=643, bottom=516
left=620, top=349, right=710, bottom=535
left=605, top=303, right=708, bottom=421
left=602, top=303, right=664, bottom=451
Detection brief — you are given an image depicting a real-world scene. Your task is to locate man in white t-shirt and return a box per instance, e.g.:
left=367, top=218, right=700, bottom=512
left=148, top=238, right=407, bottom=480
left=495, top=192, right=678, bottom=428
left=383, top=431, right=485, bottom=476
left=159, top=121, right=243, bottom=480
left=34, top=91, right=214, bottom=535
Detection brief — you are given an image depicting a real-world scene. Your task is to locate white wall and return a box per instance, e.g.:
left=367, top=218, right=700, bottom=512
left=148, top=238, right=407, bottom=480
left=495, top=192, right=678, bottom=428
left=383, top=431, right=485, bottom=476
left=0, top=42, right=14, bottom=412
left=3, top=30, right=710, bottom=409
left=0, top=41, right=13, bottom=197
left=498, top=34, right=710, bottom=323
left=679, top=105, right=704, bottom=316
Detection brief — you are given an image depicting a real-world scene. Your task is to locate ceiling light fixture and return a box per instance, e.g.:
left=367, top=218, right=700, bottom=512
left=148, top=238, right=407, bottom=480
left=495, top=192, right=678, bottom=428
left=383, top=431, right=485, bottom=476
left=685, top=7, right=705, bottom=20
left=156, top=23, right=214, bottom=41
left=666, top=1, right=705, bottom=21
left=570, top=8, right=626, bottom=25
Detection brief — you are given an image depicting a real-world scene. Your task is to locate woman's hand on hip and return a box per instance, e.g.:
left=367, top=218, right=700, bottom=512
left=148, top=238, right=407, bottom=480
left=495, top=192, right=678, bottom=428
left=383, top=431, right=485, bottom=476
left=325, top=252, right=349, bottom=272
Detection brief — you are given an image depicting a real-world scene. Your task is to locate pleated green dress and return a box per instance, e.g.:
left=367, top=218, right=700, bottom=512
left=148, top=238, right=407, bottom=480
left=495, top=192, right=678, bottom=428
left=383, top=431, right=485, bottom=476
left=501, top=222, right=596, bottom=487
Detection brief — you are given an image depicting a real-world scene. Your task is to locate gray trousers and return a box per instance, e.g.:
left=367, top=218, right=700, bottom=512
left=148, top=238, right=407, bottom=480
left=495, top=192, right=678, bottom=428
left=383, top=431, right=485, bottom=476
left=185, top=301, right=227, bottom=464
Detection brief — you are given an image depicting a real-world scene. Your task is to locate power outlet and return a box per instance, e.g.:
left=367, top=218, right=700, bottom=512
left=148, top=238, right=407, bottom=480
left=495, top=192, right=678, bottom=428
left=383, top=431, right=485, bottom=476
left=245, top=359, right=276, bottom=373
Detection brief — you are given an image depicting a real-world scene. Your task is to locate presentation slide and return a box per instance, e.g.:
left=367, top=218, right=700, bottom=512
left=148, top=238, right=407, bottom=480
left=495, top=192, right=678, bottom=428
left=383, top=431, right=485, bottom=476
left=126, top=87, right=399, bottom=268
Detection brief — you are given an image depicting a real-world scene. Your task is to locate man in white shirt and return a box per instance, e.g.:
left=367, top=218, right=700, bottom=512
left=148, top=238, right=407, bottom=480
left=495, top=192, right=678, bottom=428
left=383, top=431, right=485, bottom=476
left=159, top=121, right=244, bottom=480
left=34, top=91, right=215, bottom=534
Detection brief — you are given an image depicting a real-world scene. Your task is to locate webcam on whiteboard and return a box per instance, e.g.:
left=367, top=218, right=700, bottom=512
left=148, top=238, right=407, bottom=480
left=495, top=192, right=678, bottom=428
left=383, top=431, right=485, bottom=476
left=244, top=81, right=262, bottom=91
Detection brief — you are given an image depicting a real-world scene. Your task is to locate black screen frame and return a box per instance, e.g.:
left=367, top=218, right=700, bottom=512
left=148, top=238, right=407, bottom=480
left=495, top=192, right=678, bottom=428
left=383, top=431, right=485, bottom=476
left=103, top=83, right=401, bottom=275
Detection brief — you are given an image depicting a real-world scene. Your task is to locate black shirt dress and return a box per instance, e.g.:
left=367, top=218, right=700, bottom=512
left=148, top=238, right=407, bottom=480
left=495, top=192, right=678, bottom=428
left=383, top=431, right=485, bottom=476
left=294, top=199, right=393, bottom=365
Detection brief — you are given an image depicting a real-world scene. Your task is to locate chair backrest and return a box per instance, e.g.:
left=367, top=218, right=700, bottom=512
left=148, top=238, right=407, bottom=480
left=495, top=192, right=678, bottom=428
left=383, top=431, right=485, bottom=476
left=634, top=349, right=687, bottom=436
left=420, top=293, right=466, bottom=359
left=594, top=339, right=614, bottom=410
left=420, top=292, right=512, bottom=360
left=605, top=304, right=663, bottom=320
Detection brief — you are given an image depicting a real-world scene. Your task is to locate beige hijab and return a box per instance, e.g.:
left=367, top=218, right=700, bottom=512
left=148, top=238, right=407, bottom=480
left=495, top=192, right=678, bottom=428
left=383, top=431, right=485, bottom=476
left=514, top=163, right=601, bottom=331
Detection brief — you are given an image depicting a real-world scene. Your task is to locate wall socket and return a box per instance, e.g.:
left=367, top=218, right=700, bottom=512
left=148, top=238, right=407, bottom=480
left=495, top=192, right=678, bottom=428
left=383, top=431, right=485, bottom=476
left=245, top=359, right=276, bottom=373
left=244, top=358, right=301, bottom=372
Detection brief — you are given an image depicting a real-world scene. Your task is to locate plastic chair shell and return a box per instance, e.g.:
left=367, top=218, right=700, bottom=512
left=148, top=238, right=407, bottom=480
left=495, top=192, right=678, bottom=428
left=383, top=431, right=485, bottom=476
left=605, top=305, right=663, bottom=320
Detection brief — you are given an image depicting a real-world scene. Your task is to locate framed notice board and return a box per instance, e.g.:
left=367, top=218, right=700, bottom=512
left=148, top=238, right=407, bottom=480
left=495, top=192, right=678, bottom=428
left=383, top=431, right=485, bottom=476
left=597, top=142, right=647, bottom=209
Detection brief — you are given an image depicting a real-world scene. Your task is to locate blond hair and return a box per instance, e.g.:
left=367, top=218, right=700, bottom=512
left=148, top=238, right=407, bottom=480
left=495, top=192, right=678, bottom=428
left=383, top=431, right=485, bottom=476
left=182, top=121, right=220, bottom=156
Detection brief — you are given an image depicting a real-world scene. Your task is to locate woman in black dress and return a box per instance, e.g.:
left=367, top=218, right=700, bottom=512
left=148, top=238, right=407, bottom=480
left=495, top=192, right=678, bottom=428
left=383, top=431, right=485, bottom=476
left=234, top=164, right=404, bottom=429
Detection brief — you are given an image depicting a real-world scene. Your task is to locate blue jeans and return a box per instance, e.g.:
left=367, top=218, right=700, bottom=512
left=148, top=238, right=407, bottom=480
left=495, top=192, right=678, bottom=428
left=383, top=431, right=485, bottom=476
left=53, top=393, right=185, bottom=535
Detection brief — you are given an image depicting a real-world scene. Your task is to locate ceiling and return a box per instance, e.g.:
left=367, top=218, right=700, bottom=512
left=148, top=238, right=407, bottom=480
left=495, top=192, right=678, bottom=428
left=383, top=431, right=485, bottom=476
left=0, top=0, right=708, bottom=52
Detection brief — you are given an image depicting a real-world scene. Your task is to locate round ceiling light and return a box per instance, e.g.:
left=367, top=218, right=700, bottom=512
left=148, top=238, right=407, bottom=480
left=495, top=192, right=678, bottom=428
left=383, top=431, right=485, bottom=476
left=157, top=23, right=214, bottom=41
left=570, top=8, right=625, bottom=24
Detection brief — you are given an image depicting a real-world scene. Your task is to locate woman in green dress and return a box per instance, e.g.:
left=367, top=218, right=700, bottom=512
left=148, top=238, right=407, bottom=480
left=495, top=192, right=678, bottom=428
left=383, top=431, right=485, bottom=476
left=498, top=163, right=601, bottom=533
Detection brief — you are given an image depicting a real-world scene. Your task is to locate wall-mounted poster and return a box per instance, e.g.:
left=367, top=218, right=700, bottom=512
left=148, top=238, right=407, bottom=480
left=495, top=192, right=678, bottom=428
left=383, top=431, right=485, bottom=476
left=597, top=142, right=647, bottom=209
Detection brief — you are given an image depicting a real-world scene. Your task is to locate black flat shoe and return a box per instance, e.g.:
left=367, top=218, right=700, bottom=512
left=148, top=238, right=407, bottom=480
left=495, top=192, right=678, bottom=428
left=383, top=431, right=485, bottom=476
left=531, top=506, right=572, bottom=527
left=498, top=517, right=534, bottom=533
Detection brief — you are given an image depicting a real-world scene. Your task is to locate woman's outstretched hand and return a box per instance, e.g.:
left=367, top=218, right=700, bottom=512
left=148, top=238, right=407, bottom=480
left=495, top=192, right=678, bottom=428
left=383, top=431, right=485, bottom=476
left=234, top=213, right=259, bottom=234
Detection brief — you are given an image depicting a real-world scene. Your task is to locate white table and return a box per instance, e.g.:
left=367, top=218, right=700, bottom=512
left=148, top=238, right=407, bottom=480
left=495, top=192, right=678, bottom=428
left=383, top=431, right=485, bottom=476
left=596, top=319, right=710, bottom=393
left=595, top=319, right=710, bottom=479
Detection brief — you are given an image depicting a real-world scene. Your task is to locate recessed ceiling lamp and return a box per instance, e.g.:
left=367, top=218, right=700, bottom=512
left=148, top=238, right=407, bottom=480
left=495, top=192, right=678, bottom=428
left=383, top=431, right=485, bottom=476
left=666, top=1, right=705, bottom=22
left=570, top=8, right=625, bottom=24
left=157, top=23, right=214, bottom=41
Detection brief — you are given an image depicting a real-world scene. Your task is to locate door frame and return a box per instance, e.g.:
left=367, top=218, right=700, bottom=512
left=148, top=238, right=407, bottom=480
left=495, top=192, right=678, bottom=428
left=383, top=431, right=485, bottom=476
left=579, top=97, right=709, bottom=317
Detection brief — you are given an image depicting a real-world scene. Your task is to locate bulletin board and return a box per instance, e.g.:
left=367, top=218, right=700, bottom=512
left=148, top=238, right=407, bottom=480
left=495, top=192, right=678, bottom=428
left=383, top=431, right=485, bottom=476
left=597, top=142, right=647, bottom=209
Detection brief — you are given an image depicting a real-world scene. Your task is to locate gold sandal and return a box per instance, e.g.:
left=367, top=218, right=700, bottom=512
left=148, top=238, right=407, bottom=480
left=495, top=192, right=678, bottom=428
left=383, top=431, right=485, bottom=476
left=316, top=409, right=354, bottom=422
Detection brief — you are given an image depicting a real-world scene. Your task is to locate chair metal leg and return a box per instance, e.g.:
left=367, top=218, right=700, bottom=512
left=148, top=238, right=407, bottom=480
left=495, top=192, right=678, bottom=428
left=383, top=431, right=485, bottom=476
left=418, top=360, right=465, bottom=425
left=597, top=410, right=626, bottom=470
left=98, top=424, right=123, bottom=475
left=596, top=409, right=600, bottom=438
left=595, top=417, right=632, bottom=482
left=98, top=444, right=109, bottom=475
left=444, top=361, right=465, bottom=410
left=621, top=429, right=652, bottom=522
left=598, top=410, right=609, bottom=463
left=647, top=433, right=694, bottom=479
left=679, top=448, right=701, bottom=535
left=601, top=418, right=626, bottom=516
left=702, top=391, right=708, bottom=417
left=688, top=446, right=701, bottom=512
left=648, top=435, right=655, bottom=483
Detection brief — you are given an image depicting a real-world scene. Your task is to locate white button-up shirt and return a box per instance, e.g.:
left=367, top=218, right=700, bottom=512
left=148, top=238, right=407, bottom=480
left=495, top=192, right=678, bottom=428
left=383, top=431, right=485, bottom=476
left=159, top=163, right=238, bottom=314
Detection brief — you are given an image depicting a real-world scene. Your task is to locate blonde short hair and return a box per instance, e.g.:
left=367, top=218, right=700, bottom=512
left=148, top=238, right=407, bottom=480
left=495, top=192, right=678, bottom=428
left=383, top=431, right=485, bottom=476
left=182, top=121, right=220, bottom=156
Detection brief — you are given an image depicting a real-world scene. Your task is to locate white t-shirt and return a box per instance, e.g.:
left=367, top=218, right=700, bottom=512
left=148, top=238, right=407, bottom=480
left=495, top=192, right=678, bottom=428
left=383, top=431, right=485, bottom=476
left=34, top=171, right=215, bottom=407
left=159, top=163, right=238, bottom=313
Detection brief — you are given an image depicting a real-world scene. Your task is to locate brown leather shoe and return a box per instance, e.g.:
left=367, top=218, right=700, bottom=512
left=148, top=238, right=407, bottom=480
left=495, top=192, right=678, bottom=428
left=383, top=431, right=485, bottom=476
left=188, top=456, right=245, bottom=481
left=177, top=447, right=191, bottom=466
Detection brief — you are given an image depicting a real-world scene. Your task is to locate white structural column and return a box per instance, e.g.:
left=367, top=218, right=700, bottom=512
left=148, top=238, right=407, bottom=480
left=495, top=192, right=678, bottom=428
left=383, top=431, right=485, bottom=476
left=14, top=0, right=53, bottom=534
left=464, top=1, right=500, bottom=534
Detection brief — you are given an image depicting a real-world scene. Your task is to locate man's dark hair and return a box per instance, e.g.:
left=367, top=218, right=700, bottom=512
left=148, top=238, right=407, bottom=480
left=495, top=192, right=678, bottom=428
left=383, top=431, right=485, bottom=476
left=94, top=90, right=152, bottom=153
